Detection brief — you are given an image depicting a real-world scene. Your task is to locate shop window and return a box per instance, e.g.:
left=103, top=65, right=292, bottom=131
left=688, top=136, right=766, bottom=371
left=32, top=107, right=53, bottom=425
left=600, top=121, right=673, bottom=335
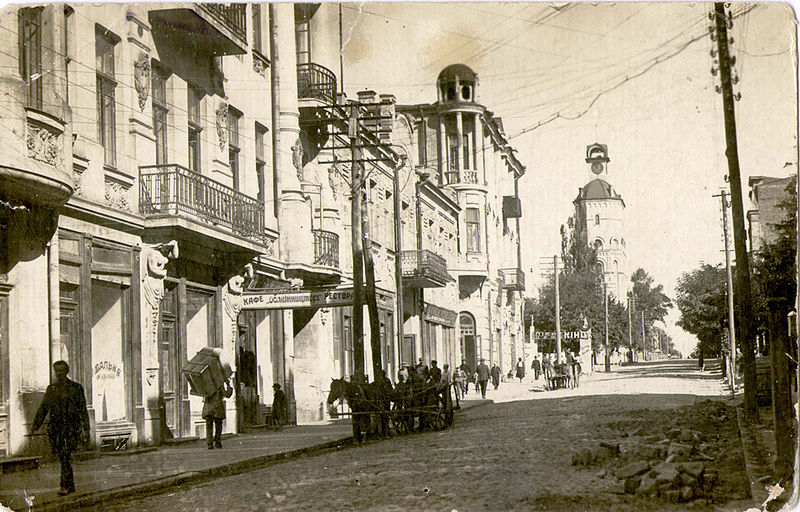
left=91, top=280, right=127, bottom=423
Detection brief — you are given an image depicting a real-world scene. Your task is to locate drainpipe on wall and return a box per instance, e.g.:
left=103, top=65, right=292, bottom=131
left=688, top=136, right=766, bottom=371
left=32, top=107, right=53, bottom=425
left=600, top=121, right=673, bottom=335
left=269, top=3, right=281, bottom=228
left=48, top=229, right=60, bottom=372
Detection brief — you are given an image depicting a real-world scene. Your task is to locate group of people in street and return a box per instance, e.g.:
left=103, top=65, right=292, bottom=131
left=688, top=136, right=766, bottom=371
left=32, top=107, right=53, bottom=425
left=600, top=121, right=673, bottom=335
left=529, top=352, right=583, bottom=390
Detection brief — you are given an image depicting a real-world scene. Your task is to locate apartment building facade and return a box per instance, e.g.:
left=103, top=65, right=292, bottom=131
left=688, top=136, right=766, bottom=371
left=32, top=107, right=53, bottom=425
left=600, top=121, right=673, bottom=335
left=0, top=3, right=528, bottom=457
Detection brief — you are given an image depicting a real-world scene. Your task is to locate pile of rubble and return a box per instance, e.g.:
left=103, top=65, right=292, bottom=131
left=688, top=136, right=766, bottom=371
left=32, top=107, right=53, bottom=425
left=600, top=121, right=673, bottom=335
left=571, top=400, right=740, bottom=504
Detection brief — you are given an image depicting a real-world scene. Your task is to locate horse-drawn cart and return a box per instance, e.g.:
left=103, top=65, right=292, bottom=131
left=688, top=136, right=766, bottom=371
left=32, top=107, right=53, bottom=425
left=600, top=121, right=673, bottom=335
left=327, top=377, right=455, bottom=442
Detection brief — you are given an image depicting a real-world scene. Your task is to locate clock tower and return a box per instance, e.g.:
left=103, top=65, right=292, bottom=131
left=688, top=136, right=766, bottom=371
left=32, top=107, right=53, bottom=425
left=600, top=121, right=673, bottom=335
left=573, top=143, right=629, bottom=299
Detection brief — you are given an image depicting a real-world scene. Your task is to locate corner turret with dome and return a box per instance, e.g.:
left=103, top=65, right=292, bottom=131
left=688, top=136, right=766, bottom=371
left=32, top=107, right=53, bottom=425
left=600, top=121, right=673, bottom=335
left=437, top=64, right=478, bottom=104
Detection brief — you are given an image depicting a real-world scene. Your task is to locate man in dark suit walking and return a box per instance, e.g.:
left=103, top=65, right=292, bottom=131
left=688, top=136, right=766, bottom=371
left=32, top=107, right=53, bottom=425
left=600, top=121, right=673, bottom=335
left=32, top=361, right=90, bottom=496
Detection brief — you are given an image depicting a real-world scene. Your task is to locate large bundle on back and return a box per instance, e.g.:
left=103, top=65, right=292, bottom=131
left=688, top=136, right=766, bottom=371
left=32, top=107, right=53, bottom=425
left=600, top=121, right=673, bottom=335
left=183, top=347, right=233, bottom=397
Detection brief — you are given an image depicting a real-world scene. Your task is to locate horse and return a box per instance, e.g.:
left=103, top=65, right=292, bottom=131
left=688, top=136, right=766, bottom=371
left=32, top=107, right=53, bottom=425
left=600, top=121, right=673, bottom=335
left=327, top=376, right=392, bottom=442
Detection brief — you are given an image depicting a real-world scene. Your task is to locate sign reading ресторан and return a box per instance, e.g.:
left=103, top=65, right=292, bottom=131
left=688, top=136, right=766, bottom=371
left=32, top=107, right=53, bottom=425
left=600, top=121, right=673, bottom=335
left=241, top=287, right=355, bottom=310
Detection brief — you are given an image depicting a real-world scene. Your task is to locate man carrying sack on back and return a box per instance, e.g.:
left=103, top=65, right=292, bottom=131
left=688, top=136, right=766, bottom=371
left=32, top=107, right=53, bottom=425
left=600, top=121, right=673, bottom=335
left=203, top=378, right=233, bottom=449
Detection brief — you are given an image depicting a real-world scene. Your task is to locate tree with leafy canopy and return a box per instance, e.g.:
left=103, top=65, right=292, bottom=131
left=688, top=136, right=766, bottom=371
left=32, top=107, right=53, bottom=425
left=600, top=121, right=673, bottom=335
left=675, top=264, right=727, bottom=358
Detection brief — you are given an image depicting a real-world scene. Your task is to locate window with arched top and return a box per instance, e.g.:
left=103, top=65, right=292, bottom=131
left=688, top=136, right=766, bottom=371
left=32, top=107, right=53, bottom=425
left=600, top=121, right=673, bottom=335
left=594, top=214, right=600, bottom=225
left=595, top=260, right=605, bottom=274
left=611, top=238, right=619, bottom=249
left=593, top=239, right=603, bottom=251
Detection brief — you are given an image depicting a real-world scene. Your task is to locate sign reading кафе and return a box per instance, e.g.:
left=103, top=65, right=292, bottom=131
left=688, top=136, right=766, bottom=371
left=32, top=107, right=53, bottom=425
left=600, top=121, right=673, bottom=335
left=241, top=288, right=355, bottom=310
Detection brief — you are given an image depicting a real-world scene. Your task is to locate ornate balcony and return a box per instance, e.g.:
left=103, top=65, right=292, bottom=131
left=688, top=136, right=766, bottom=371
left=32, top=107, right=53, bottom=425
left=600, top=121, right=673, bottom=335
left=401, top=250, right=452, bottom=288
left=312, top=229, right=339, bottom=268
left=139, top=164, right=266, bottom=249
left=499, top=268, right=526, bottom=291
left=444, top=170, right=479, bottom=185
left=197, top=3, right=246, bottom=42
left=297, top=63, right=337, bottom=104
left=148, top=4, right=247, bottom=56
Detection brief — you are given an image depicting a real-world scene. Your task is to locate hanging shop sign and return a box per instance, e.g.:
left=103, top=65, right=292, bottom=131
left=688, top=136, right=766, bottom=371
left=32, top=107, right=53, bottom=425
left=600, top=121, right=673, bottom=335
left=423, top=303, right=458, bottom=326
left=241, top=287, right=355, bottom=310
left=534, top=330, right=589, bottom=340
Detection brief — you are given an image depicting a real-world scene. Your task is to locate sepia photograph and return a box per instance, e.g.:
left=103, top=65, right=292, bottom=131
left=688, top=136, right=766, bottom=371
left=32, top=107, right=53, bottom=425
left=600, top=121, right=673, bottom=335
left=0, top=1, right=797, bottom=510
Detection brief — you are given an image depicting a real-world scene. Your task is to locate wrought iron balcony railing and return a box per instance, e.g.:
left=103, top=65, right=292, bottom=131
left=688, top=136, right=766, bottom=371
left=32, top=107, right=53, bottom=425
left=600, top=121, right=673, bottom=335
left=139, top=164, right=265, bottom=241
left=499, top=268, right=526, bottom=291
left=444, top=170, right=479, bottom=185
left=401, top=249, right=452, bottom=287
left=297, top=63, right=337, bottom=104
left=198, top=3, right=247, bottom=42
left=312, top=229, right=339, bottom=268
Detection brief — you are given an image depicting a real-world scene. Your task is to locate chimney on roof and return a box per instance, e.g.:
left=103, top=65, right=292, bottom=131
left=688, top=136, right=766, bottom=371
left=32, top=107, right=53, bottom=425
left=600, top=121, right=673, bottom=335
left=378, top=94, right=396, bottom=142
left=357, top=90, right=377, bottom=103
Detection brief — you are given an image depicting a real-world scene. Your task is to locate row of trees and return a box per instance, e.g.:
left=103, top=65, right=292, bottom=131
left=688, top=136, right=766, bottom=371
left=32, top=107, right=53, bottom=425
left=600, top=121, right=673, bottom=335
left=676, top=177, right=797, bottom=360
left=675, top=176, right=796, bottom=477
left=524, top=214, right=675, bottom=358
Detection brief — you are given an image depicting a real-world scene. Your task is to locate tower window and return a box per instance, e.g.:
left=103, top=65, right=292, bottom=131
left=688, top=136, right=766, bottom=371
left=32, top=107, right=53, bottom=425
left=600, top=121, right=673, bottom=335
left=594, top=214, right=600, bottom=225
left=462, top=85, right=471, bottom=101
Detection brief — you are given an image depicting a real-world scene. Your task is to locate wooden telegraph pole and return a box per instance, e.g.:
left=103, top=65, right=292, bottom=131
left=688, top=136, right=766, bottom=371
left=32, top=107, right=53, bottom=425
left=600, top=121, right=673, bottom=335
left=349, top=107, right=365, bottom=378
left=554, top=255, right=562, bottom=364
left=604, top=282, right=610, bottom=372
left=714, top=190, right=737, bottom=394
left=627, top=292, right=634, bottom=362
left=713, top=2, right=757, bottom=420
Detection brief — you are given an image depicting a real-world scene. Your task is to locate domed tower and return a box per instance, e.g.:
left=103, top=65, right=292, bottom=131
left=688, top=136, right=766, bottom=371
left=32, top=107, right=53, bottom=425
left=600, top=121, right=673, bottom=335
left=573, top=144, right=629, bottom=299
left=435, top=64, right=484, bottom=187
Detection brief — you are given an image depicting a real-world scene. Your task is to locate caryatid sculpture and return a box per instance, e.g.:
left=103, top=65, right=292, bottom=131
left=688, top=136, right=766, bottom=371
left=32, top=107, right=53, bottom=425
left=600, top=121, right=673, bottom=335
left=142, top=240, right=178, bottom=383
left=222, top=264, right=254, bottom=335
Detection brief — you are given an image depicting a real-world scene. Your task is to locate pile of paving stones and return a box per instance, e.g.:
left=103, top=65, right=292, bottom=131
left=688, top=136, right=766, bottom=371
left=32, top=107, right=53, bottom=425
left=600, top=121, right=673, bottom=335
left=571, top=400, right=741, bottom=504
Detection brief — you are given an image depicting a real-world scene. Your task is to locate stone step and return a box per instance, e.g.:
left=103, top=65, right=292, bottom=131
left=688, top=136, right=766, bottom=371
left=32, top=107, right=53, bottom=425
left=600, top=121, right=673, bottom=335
left=0, top=456, right=39, bottom=474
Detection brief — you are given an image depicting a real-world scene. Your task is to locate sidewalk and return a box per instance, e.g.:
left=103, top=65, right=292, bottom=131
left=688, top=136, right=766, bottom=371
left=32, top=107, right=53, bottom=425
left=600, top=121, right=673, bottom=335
left=0, top=399, right=489, bottom=512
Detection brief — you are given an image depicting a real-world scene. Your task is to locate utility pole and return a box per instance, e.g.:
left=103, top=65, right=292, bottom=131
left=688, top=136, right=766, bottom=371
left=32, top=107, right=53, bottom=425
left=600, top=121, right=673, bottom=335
left=604, top=281, right=610, bottom=372
left=554, top=255, right=562, bottom=364
left=641, top=311, right=646, bottom=361
left=393, top=156, right=406, bottom=377
left=712, top=1, right=757, bottom=421
left=627, top=292, right=634, bottom=363
left=349, top=107, right=365, bottom=378
left=715, top=190, right=737, bottom=394
left=362, top=173, right=382, bottom=380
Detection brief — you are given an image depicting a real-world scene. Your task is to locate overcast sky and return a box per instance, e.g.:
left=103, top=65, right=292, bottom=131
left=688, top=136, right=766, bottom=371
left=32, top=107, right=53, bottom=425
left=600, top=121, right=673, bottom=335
left=339, top=2, right=798, bottom=355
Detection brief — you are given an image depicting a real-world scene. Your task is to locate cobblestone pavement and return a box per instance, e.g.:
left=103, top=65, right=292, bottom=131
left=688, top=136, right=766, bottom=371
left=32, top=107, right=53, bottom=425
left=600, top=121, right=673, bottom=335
left=95, top=360, right=756, bottom=512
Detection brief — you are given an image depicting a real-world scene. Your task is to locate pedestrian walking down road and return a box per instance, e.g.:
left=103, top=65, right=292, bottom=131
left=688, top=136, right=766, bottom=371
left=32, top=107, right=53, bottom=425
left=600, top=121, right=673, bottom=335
left=515, top=357, right=526, bottom=383
left=271, top=383, right=288, bottom=427
left=490, top=364, right=501, bottom=390
left=31, top=360, right=90, bottom=496
left=459, top=359, right=472, bottom=393
left=542, top=356, right=553, bottom=390
left=531, top=355, right=541, bottom=380
left=440, top=363, right=453, bottom=406
left=203, top=379, right=233, bottom=449
left=453, top=367, right=466, bottom=401
left=476, top=359, right=490, bottom=398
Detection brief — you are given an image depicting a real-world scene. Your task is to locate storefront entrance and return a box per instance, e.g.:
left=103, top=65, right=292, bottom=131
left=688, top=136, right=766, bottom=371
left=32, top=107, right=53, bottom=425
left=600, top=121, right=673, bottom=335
left=459, top=312, right=477, bottom=370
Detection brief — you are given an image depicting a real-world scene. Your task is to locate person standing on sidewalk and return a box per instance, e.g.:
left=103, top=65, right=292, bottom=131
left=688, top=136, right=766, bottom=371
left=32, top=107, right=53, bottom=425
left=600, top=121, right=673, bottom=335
left=271, top=383, right=288, bottom=428
left=459, top=359, right=472, bottom=394
left=531, top=355, right=541, bottom=381
left=490, top=363, right=501, bottom=390
left=515, top=357, right=526, bottom=383
left=476, top=359, right=490, bottom=399
left=31, top=361, right=90, bottom=496
left=203, top=379, right=233, bottom=449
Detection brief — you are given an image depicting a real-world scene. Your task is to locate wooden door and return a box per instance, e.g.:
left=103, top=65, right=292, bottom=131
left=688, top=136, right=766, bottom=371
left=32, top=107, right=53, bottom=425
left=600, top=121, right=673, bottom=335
left=158, top=284, right=179, bottom=438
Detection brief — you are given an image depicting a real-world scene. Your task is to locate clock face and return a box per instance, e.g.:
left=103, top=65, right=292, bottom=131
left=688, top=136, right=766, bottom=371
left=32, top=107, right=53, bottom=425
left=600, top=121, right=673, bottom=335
left=591, top=162, right=604, bottom=175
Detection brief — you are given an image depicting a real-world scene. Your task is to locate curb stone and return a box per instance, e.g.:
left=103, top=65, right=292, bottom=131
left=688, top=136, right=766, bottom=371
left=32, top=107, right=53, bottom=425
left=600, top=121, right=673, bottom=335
left=30, top=402, right=487, bottom=511
left=734, top=401, right=768, bottom=506
left=34, top=437, right=354, bottom=512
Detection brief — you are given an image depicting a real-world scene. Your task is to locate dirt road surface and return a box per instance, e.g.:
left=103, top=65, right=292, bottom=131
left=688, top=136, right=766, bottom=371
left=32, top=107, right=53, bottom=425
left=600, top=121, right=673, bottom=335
left=96, top=359, right=753, bottom=512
